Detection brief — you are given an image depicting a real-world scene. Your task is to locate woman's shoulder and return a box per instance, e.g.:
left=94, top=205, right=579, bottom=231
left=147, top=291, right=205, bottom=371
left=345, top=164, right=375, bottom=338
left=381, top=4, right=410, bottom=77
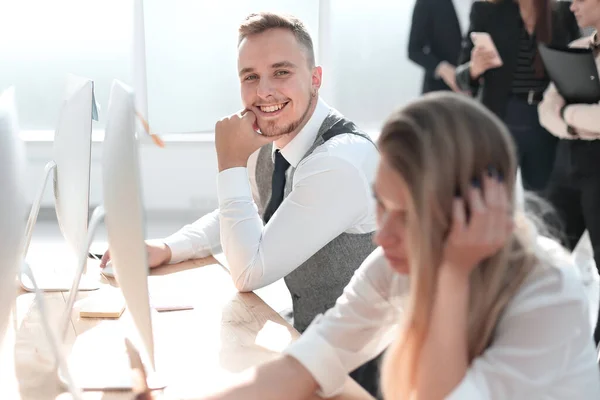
left=510, top=236, right=589, bottom=314
left=357, top=247, right=409, bottom=301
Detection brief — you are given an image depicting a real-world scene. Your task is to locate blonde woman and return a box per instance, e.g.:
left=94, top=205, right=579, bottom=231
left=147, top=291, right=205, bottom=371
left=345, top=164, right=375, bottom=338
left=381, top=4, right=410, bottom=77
left=204, top=93, right=600, bottom=400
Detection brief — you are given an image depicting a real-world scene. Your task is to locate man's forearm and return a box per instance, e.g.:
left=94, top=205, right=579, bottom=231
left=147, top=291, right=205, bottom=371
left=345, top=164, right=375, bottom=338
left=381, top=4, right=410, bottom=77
left=415, top=265, right=470, bottom=400
left=203, top=355, right=319, bottom=400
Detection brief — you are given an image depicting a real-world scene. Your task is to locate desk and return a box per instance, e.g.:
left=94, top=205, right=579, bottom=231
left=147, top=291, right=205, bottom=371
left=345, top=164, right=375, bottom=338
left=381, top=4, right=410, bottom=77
left=0, top=256, right=374, bottom=400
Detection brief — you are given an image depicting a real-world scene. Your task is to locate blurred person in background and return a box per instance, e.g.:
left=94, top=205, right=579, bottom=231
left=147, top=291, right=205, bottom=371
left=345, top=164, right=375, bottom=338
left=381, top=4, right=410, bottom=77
left=408, top=0, right=474, bottom=93
left=538, top=0, right=600, bottom=343
left=456, top=0, right=579, bottom=192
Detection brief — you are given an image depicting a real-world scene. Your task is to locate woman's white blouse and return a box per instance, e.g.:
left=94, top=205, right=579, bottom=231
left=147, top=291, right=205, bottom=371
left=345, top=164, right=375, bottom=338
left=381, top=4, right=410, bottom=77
left=284, top=238, right=600, bottom=399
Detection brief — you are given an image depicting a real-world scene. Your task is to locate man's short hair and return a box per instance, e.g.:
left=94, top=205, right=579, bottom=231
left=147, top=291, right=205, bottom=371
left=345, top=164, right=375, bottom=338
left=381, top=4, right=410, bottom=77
left=238, top=12, right=316, bottom=67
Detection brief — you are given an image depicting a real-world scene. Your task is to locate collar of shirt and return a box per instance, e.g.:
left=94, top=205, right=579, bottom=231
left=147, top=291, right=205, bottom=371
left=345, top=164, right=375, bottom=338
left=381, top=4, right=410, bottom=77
left=590, top=31, right=599, bottom=50
left=271, top=97, right=331, bottom=168
left=451, top=0, right=473, bottom=36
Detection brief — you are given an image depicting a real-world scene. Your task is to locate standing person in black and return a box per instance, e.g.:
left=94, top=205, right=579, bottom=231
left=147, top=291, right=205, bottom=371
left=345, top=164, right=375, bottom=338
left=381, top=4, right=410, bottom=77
left=539, top=0, right=600, bottom=343
left=455, top=0, right=579, bottom=192
left=408, top=0, right=474, bottom=93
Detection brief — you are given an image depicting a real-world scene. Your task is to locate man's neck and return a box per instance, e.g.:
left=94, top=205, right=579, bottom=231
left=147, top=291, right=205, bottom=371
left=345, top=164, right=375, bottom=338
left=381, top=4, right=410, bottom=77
left=274, top=97, right=319, bottom=149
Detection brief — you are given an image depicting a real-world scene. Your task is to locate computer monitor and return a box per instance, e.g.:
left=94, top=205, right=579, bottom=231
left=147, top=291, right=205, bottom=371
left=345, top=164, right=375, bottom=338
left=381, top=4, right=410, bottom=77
left=102, top=79, right=155, bottom=371
left=58, top=80, right=161, bottom=391
left=0, top=87, right=26, bottom=349
left=19, top=74, right=99, bottom=292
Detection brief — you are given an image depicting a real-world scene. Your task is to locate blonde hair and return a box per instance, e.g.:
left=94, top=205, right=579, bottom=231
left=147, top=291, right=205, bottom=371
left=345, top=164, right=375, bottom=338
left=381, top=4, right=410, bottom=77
left=238, top=12, right=315, bottom=67
left=378, top=92, right=538, bottom=399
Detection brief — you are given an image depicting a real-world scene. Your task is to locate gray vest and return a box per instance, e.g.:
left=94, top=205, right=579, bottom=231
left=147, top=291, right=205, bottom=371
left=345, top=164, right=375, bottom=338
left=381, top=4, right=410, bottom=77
left=254, top=110, right=377, bottom=332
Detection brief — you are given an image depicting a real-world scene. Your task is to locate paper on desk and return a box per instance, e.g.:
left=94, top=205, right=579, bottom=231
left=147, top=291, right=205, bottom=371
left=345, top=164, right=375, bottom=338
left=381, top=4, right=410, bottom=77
left=147, top=276, right=194, bottom=312
left=78, top=287, right=126, bottom=318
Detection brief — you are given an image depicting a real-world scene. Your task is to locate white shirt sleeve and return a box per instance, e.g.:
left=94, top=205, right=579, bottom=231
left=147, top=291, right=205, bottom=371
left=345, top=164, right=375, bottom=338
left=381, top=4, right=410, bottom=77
left=284, top=249, right=405, bottom=397
left=162, top=208, right=222, bottom=264
left=217, top=153, right=372, bottom=292
left=446, top=264, right=597, bottom=399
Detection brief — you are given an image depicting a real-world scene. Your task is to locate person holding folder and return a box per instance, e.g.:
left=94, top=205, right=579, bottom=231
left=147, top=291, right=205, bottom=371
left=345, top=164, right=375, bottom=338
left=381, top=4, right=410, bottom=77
left=455, top=0, right=579, bottom=192
left=538, top=0, right=600, bottom=343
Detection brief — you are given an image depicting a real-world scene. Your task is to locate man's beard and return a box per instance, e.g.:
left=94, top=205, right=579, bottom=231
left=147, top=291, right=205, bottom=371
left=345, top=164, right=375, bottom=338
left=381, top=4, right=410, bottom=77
left=259, top=93, right=314, bottom=138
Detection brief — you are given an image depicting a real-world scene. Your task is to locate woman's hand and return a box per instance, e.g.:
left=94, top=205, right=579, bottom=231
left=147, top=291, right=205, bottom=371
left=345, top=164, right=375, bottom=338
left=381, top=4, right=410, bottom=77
left=469, top=46, right=500, bottom=80
left=442, top=170, right=512, bottom=275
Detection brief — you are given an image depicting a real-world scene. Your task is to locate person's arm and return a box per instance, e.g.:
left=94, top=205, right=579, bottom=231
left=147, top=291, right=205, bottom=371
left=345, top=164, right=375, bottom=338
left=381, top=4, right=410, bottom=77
left=563, top=102, right=600, bottom=135
left=219, top=150, right=374, bottom=292
left=407, top=0, right=442, bottom=75
left=455, top=3, right=485, bottom=94
left=415, top=265, right=470, bottom=400
left=538, top=83, right=575, bottom=139
left=203, top=248, right=403, bottom=400
left=161, top=149, right=264, bottom=265
left=162, top=208, right=222, bottom=264
left=202, top=355, right=319, bottom=400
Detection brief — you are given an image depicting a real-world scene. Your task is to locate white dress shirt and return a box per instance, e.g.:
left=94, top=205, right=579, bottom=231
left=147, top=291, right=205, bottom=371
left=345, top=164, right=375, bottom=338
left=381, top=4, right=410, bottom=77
left=453, top=0, right=473, bottom=36
left=284, top=239, right=600, bottom=399
left=163, top=98, right=378, bottom=291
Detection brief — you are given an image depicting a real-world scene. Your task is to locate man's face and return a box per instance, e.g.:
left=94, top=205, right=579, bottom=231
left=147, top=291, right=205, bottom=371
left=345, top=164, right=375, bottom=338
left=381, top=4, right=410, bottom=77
left=238, top=28, right=322, bottom=138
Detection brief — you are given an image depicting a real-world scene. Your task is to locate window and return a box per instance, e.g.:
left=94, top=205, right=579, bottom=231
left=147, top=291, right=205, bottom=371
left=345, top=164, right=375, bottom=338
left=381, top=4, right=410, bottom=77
left=0, top=0, right=421, bottom=137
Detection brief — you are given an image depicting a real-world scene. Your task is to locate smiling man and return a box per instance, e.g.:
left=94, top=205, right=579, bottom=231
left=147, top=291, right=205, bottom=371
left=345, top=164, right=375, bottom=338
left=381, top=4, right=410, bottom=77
left=210, top=11, right=379, bottom=333
left=101, top=11, right=380, bottom=395
left=102, top=9, right=378, bottom=359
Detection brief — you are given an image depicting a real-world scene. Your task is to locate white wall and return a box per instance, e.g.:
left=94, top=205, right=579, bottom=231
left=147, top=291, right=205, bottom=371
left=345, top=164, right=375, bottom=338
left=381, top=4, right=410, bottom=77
left=10, top=0, right=423, bottom=212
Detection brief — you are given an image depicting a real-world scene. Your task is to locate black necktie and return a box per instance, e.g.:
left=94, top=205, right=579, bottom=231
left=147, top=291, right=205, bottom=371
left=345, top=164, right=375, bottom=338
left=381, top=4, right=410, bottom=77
left=263, top=150, right=290, bottom=223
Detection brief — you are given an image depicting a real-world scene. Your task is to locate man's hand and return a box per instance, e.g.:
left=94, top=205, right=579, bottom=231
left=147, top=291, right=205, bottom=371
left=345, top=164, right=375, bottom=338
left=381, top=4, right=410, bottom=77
left=437, top=62, right=462, bottom=93
left=99, top=240, right=172, bottom=269
left=215, top=110, right=277, bottom=172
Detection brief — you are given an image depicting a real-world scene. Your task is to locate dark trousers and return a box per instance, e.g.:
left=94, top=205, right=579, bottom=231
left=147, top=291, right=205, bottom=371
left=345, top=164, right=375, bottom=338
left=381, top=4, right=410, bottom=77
left=350, top=353, right=384, bottom=400
left=504, top=97, right=558, bottom=192
left=545, top=140, right=600, bottom=343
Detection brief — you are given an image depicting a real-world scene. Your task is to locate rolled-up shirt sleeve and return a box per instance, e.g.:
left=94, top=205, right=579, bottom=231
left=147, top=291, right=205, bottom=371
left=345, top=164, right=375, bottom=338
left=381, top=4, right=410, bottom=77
left=283, top=248, right=405, bottom=397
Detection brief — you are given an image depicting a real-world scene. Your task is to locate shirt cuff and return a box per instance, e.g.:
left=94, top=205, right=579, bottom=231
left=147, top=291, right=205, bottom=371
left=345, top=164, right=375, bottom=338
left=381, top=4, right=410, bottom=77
left=217, top=167, right=253, bottom=203
left=445, top=373, right=483, bottom=400
left=163, top=233, right=195, bottom=265
left=283, top=317, right=348, bottom=398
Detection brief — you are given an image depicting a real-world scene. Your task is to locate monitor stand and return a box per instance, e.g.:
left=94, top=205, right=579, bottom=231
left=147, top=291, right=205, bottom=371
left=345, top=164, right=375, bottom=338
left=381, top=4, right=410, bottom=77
left=18, top=161, right=100, bottom=292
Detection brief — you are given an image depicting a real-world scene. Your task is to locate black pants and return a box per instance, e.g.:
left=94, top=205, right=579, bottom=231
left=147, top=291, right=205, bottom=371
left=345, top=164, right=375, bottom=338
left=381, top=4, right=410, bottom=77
left=545, top=140, right=600, bottom=343
left=504, top=97, right=558, bottom=192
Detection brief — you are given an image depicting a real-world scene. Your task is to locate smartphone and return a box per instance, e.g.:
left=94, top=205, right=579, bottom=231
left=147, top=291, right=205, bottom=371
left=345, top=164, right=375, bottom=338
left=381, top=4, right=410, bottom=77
left=470, top=32, right=503, bottom=67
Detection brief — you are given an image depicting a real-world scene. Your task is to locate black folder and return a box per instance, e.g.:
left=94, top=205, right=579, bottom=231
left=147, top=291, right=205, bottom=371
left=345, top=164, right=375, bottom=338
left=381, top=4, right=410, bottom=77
left=538, top=43, right=600, bottom=104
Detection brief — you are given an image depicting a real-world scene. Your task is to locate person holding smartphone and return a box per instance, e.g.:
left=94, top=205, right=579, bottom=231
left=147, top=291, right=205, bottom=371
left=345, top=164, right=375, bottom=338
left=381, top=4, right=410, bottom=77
left=455, top=0, right=579, bottom=192
left=538, top=0, right=600, bottom=343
